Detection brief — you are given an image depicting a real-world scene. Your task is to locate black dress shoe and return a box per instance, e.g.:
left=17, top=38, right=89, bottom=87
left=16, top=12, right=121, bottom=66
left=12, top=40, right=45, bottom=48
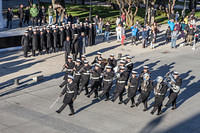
left=143, top=108, right=147, bottom=112
left=118, top=101, right=123, bottom=104
left=150, top=111, right=154, bottom=115
left=136, top=103, right=139, bottom=107
left=68, top=113, right=75, bottom=116
left=130, top=104, right=135, bottom=108
left=157, top=112, right=161, bottom=115
left=104, top=98, right=109, bottom=101
left=56, top=110, right=61, bottom=114
left=87, top=95, right=90, bottom=98
left=172, top=107, right=176, bottom=110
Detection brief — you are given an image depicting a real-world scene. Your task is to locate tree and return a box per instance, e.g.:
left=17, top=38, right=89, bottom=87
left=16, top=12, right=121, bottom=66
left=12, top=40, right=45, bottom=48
left=115, top=0, right=141, bottom=26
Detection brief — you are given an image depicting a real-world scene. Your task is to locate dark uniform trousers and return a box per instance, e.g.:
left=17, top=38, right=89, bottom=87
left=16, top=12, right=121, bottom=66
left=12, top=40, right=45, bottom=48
left=99, top=80, right=113, bottom=100
left=88, top=79, right=100, bottom=97
left=79, top=74, right=90, bottom=95
left=112, top=82, right=126, bottom=102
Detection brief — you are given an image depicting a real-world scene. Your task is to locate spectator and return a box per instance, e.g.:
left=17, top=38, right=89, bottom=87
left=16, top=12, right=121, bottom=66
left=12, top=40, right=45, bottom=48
left=168, top=19, right=175, bottom=31
left=18, top=4, right=24, bottom=27
left=98, top=18, right=103, bottom=35
left=30, top=4, right=39, bottom=26
left=175, top=11, right=179, bottom=22
left=48, top=5, right=54, bottom=25
left=171, top=27, right=178, bottom=48
left=41, top=6, right=46, bottom=25
left=116, top=24, right=122, bottom=42
left=165, top=26, right=171, bottom=44
left=184, top=16, right=189, bottom=25
left=142, top=27, right=148, bottom=48
left=24, top=6, right=30, bottom=25
left=130, top=25, right=138, bottom=45
left=6, top=8, right=13, bottom=29
left=104, top=21, right=110, bottom=41
left=121, top=12, right=126, bottom=26
left=116, top=16, right=120, bottom=27
left=121, top=26, right=126, bottom=45
left=187, top=25, right=194, bottom=46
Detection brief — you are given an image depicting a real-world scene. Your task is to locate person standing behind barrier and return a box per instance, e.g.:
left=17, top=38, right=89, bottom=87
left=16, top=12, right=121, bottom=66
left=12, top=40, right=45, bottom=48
left=171, top=27, right=178, bottom=48
left=104, top=21, right=110, bottom=41
left=121, top=26, right=126, bottom=45
left=24, top=6, right=30, bottom=26
left=116, top=24, right=122, bottom=42
left=48, top=5, right=54, bottom=25
left=30, top=4, right=39, bottom=26
left=18, top=4, right=24, bottom=27
left=6, top=8, right=13, bottom=29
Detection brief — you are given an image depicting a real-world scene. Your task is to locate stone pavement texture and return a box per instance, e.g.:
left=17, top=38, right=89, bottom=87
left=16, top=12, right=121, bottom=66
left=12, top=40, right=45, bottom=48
left=0, top=24, right=200, bottom=133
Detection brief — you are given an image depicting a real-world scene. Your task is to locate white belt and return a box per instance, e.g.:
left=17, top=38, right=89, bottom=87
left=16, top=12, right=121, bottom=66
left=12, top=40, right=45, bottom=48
left=67, top=69, right=73, bottom=71
left=83, top=73, right=90, bottom=75
left=130, top=85, right=136, bottom=87
left=118, top=81, right=126, bottom=83
left=91, top=77, right=100, bottom=80
left=67, top=90, right=74, bottom=93
left=103, top=79, right=112, bottom=82
left=75, top=73, right=81, bottom=75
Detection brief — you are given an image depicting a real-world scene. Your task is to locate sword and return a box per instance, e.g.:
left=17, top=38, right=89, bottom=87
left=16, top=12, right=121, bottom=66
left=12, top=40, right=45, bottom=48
left=49, top=96, right=61, bottom=109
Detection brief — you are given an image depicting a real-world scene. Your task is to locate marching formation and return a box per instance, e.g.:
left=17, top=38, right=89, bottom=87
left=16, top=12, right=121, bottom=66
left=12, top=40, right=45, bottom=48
left=55, top=52, right=182, bottom=116
left=21, top=22, right=97, bottom=59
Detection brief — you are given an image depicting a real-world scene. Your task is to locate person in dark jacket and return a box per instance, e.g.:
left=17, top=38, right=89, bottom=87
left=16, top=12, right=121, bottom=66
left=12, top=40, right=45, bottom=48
left=31, top=29, right=39, bottom=56
left=71, top=34, right=79, bottom=60
left=124, top=71, right=139, bottom=107
left=24, top=6, right=30, bottom=25
left=21, top=31, right=30, bottom=57
left=59, top=27, right=66, bottom=50
left=78, top=32, right=86, bottom=59
left=150, top=76, right=168, bottom=115
left=53, top=28, right=59, bottom=52
left=18, top=4, right=24, bottom=27
left=112, top=66, right=129, bottom=104
left=87, top=63, right=102, bottom=98
left=107, top=54, right=117, bottom=69
left=79, top=60, right=91, bottom=95
left=92, top=52, right=102, bottom=64
left=46, top=28, right=52, bottom=54
left=136, top=73, right=153, bottom=111
left=6, top=8, right=13, bottom=29
left=56, top=75, right=78, bottom=116
left=73, top=59, right=83, bottom=93
left=39, top=29, right=45, bottom=55
left=165, top=72, right=182, bottom=110
left=63, top=56, right=75, bottom=80
left=98, top=66, right=115, bottom=101
left=63, top=36, right=71, bottom=63
left=88, top=24, right=94, bottom=46
left=166, top=26, right=171, bottom=44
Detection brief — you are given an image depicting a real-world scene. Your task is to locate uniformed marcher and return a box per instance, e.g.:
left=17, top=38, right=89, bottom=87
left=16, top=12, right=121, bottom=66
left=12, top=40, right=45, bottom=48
left=63, top=36, right=71, bottom=63
left=150, top=76, right=168, bottom=115
left=53, top=28, right=59, bottom=52
left=59, top=26, right=66, bottom=50
left=46, top=28, right=52, bottom=54
left=39, top=29, right=45, bottom=55
left=31, top=28, right=39, bottom=56
left=125, top=56, right=134, bottom=74
left=21, top=31, right=30, bottom=57
left=73, top=59, right=82, bottom=93
left=63, top=56, right=75, bottom=80
left=56, top=75, right=78, bottom=116
left=136, top=73, right=153, bottom=111
left=87, top=63, right=102, bottom=98
left=98, top=66, right=115, bottom=101
left=139, top=66, right=151, bottom=92
left=124, top=71, right=139, bottom=107
left=80, top=55, right=86, bottom=65
left=112, top=66, right=129, bottom=104
left=165, top=71, right=182, bottom=110
left=72, top=34, right=79, bottom=60
left=79, top=60, right=91, bottom=95
left=107, top=54, right=117, bottom=69
left=92, top=52, right=102, bottom=64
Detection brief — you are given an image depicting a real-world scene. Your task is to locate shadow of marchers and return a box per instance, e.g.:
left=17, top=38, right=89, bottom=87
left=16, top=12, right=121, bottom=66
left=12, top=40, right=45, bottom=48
left=155, top=113, right=200, bottom=133
left=75, top=98, right=101, bottom=114
left=139, top=114, right=166, bottom=133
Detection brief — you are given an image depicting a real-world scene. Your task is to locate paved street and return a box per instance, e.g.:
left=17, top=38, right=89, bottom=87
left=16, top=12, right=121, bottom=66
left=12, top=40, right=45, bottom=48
left=0, top=28, right=200, bottom=133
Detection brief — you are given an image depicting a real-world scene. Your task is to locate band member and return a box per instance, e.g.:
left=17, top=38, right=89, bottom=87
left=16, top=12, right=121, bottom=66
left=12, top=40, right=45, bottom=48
left=80, top=55, right=86, bottom=65
left=72, top=34, right=79, bottom=60
left=73, top=59, right=82, bottom=93
left=112, top=66, right=129, bottom=104
left=21, top=31, right=30, bottom=57
left=99, top=66, right=115, bottom=101
left=107, top=54, right=117, bottom=69
left=39, top=29, right=45, bottom=55
left=63, top=56, right=75, bottom=80
left=125, top=56, right=134, bottom=73
left=151, top=76, right=168, bottom=115
left=165, top=71, right=182, bottom=110
left=92, top=52, right=102, bottom=64
left=56, top=75, right=77, bottom=116
left=124, top=71, right=139, bottom=107
left=79, top=60, right=91, bottom=95
left=87, top=63, right=102, bottom=98
left=46, top=28, right=52, bottom=54
left=136, top=73, right=153, bottom=111
left=53, top=28, right=59, bottom=52
left=59, top=26, right=66, bottom=50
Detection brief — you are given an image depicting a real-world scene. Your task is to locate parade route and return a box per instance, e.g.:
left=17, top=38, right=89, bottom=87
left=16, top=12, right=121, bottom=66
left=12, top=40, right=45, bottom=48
left=0, top=34, right=200, bottom=133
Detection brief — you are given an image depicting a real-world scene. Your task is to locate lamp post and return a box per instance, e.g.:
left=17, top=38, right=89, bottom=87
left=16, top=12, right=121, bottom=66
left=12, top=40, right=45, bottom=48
left=89, top=0, right=92, bottom=22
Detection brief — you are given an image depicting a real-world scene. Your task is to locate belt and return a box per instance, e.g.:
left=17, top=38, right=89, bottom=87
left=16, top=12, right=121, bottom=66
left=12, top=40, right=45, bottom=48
left=83, top=73, right=90, bottom=75
left=91, top=77, right=100, bottom=80
left=130, top=85, right=136, bottom=87
left=117, top=81, right=126, bottom=83
left=75, top=73, right=81, bottom=76
left=67, top=90, right=74, bottom=93
left=66, top=69, right=73, bottom=71
left=103, top=79, right=112, bottom=82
